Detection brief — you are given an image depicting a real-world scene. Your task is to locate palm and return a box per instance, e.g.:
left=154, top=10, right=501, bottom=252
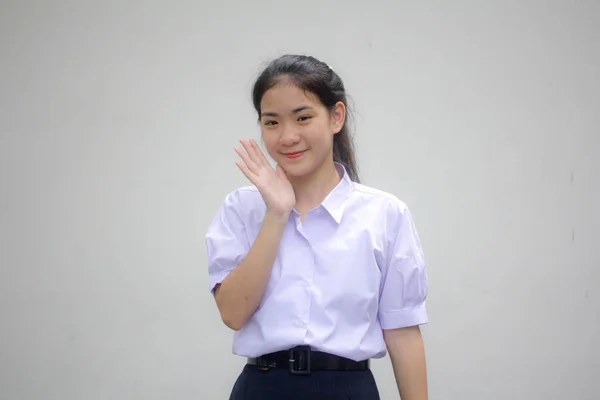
left=235, top=139, right=295, bottom=216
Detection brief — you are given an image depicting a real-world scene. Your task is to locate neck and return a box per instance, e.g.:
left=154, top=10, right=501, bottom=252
left=290, top=159, right=341, bottom=214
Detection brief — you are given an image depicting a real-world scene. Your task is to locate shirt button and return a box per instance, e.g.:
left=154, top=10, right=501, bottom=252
left=295, top=319, right=305, bottom=327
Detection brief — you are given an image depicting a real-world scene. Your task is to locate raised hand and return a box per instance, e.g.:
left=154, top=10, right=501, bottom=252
left=234, top=139, right=296, bottom=217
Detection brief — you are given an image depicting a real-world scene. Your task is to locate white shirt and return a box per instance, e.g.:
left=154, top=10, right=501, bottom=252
left=206, top=163, right=428, bottom=361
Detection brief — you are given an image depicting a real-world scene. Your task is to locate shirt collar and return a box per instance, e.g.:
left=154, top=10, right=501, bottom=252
left=321, top=162, right=354, bottom=224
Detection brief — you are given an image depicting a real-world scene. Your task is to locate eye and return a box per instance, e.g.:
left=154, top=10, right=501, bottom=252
left=298, top=116, right=312, bottom=122
left=263, top=120, right=278, bottom=126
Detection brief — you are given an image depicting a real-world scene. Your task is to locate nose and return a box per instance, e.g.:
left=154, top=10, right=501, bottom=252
left=279, top=125, right=300, bottom=146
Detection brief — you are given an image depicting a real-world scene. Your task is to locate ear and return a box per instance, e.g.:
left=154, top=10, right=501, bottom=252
left=330, top=101, right=346, bottom=134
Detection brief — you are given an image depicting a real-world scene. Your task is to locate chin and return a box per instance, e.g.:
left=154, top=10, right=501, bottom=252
left=280, top=165, right=307, bottom=178
left=279, top=159, right=314, bottom=178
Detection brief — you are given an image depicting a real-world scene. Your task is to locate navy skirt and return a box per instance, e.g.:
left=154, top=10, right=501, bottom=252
left=229, top=364, right=381, bottom=400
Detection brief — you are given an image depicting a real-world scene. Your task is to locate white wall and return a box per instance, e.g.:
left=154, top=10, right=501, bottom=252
left=1, top=1, right=598, bottom=399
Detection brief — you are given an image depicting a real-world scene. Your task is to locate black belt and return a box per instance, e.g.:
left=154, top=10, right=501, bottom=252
left=247, top=346, right=369, bottom=375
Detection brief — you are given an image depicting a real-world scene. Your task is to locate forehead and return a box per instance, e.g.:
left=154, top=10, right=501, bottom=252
left=260, top=82, right=322, bottom=112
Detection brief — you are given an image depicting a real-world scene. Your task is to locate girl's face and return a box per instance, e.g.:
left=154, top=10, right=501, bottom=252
left=259, top=82, right=345, bottom=179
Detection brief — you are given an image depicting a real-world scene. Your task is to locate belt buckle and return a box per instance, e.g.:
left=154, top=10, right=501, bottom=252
left=288, top=345, right=311, bottom=375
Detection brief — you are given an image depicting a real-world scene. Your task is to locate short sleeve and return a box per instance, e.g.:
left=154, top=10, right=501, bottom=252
left=378, top=204, right=429, bottom=330
left=205, top=190, right=250, bottom=294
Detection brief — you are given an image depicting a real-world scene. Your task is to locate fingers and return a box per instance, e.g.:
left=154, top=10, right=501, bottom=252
left=241, top=139, right=269, bottom=168
left=235, top=160, right=256, bottom=183
left=235, top=139, right=273, bottom=184
left=234, top=144, right=258, bottom=174
left=249, top=139, right=271, bottom=166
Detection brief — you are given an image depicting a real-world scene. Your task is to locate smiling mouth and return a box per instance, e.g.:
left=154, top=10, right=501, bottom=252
left=283, top=151, right=305, bottom=159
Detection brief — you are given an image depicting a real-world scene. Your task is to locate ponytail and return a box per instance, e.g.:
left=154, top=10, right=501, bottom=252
left=333, top=125, right=360, bottom=183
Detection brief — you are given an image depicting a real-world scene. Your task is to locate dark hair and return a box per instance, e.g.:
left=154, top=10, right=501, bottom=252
left=252, top=54, right=360, bottom=183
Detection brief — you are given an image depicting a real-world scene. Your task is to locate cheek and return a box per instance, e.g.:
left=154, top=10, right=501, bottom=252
left=305, top=125, right=334, bottom=148
left=261, top=134, right=279, bottom=155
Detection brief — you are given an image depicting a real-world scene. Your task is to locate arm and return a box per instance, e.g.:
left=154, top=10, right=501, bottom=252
left=214, top=211, right=288, bottom=330
left=384, top=326, right=428, bottom=400
left=209, top=138, right=296, bottom=331
left=378, top=202, right=429, bottom=398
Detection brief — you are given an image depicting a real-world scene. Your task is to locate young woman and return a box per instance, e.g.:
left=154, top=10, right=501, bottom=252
left=206, top=54, right=429, bottom=399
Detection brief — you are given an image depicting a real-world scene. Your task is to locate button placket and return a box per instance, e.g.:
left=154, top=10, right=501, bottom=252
left=300, top=240, right=315, bottom=329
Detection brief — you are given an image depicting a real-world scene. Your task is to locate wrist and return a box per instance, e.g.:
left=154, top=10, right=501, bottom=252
left=264, top=210, right=291, bottom=225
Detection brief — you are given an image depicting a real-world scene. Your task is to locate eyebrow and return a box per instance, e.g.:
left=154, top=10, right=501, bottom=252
left=260, top=106, right=313, bottom=118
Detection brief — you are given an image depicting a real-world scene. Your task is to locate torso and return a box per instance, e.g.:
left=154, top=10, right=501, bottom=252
left=227, top=177, right=407, bottom=361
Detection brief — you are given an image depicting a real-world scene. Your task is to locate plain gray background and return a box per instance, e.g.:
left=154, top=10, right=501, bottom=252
left=1, top=1, right=598, bottom=399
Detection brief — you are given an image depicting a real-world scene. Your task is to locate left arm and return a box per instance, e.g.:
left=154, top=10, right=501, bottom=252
left=378, top=203, right=429, bottom=399
left=384, top=325, right=428, bottom=400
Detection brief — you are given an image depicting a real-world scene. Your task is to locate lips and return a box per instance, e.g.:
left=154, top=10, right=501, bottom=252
left=283, top=150, right=305, bottom=159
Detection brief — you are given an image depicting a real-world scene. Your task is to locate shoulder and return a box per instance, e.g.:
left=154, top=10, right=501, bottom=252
left=351, top=184, right=425, bottom=264
left=350, top=182, right=409, bottom=217
left=206, top=185, right=265, bottom=237
left=347, top=182, right=420, bottom=242
left=216, top=185, right=266, bottom=219
left=219, top=185, right=263, bottom=205
left=223, top=185, right=262, bottom=202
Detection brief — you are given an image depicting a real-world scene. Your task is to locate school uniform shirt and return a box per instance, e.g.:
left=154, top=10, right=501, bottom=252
left=205, top=163, right=428, bottom=362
